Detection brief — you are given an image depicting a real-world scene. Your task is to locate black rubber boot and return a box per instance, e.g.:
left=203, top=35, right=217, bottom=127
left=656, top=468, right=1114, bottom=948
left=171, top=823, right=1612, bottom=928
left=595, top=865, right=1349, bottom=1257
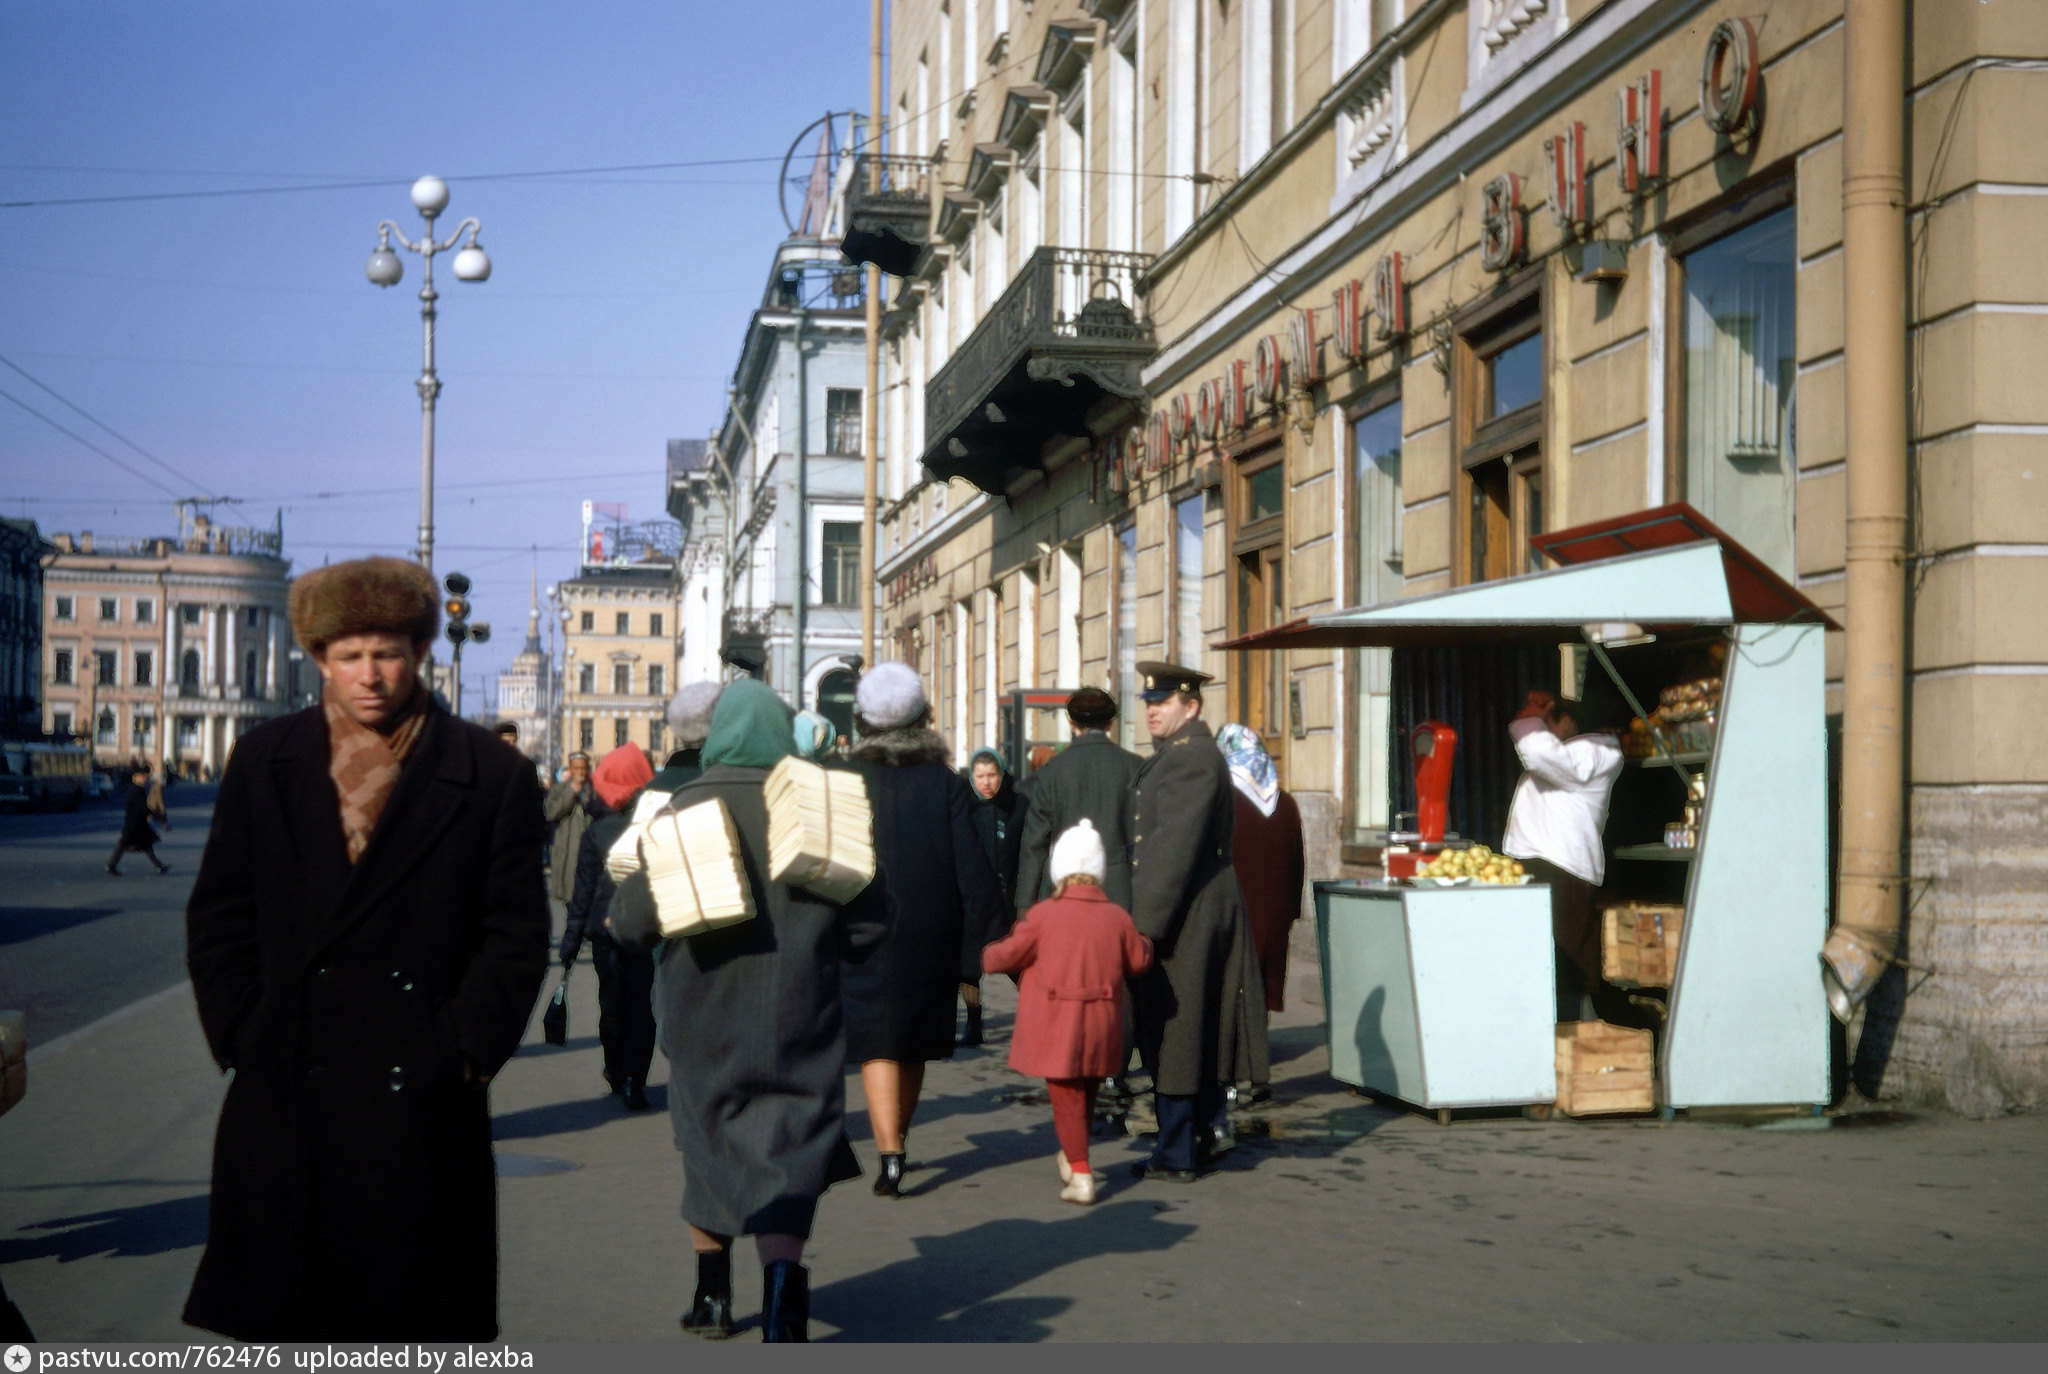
left=680, top=1249, right=735, bottom=1340
left=873, top=1151, right=905, bottom=1198
left=760, top=1259, right=810, bottom=1342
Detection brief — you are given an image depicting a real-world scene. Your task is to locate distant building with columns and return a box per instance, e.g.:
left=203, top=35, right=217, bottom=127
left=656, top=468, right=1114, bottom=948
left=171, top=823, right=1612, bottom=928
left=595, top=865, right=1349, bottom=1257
left=40, top=508, right=306, bottom=777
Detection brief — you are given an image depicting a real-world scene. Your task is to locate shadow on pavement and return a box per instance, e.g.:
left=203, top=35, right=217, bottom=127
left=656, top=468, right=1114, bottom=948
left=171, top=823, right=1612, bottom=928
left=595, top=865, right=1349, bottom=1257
left=0, top=1194, right=210, bottom=1264
left=0, top=908, right=126, bottom=946
left=511, top=1035, right=603, bottom=1058
left=492, top=1085, right=669, bottom=1141
left=811, top=1202, right=1196, bottom=1341
left=841, top=1079, right=1021, bottom=1146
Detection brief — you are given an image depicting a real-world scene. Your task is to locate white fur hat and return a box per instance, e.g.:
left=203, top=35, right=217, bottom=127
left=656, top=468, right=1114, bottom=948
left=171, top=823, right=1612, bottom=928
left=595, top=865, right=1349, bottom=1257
left=855, top=661, right=928, bottom=730
left=1049, top=819, right=1107, bottom=886
left=666, top=680, right=724, bottom=746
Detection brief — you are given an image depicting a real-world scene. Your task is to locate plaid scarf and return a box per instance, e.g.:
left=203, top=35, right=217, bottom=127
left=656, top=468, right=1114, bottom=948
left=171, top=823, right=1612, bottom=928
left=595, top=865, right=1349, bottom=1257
left=324, top=683, right=431, bottom=864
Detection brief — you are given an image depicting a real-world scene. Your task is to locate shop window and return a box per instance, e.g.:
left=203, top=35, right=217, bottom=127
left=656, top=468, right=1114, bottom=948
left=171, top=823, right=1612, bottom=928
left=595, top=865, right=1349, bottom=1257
left=820, top=522, right=861, bottom=606
left=135, top=651, right=153, bottom=688
left=612, top=663, right=631, bottom=695
left=1231, top=444, right=1287, bottom=764
left=53, top=650, right=73, bottom=685
left=825, top=389, right=862, bottom=455
left=1456, top=293, right=1544, bottom=586
left=1677, top=205, right=1798, bottom=580
left=1350, top=393, right=1404, bottom=843
left=96, top=651, right=118, bottom=686
left=1116, top=520, right=1139, bottom=749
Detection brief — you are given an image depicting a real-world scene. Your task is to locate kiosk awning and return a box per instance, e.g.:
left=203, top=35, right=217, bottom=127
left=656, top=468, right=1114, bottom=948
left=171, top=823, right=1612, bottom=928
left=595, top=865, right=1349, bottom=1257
left=1217, top=503, right=1839, bottom=653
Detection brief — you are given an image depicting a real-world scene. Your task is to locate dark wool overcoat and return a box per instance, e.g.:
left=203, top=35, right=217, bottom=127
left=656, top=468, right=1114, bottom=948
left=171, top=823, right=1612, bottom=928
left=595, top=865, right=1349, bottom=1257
left=966, top=771, right=1025, bottom=968
left=183, top=701, right=550, bottom=1342
left=1128, top=718, right=1258, bottom=1097
left=1231, top=787, right=1306, bottom=1013
left=608, top=764, right=891, bottom=1239
left=118, top=783, right=160, bottom=848
left=838, top=729, right=1005, bottom=1063
left=1013, top=730, right=1145, bottom=914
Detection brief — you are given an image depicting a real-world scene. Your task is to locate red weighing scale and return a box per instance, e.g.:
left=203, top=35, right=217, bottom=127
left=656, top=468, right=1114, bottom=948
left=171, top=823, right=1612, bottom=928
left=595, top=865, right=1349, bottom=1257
left=1382, top=721, right=1471, bottom=880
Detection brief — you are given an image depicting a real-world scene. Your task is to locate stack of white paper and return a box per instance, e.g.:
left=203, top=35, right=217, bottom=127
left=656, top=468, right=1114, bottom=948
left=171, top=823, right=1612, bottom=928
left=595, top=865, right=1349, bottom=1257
left=639, top=797, right=754, bottom=937
left=605, top=788, right=677, bottom=882
left=764, top=756, right=875, bottom=903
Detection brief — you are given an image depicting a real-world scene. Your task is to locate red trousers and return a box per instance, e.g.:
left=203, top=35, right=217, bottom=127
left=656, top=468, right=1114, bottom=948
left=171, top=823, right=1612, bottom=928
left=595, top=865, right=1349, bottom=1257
left=1047, top=1078, right=1099, bottom=1171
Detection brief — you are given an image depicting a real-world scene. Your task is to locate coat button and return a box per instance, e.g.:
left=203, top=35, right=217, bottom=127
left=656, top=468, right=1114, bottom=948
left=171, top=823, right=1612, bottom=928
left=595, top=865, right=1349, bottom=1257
left=388, top=1066, right=406, bottom=1092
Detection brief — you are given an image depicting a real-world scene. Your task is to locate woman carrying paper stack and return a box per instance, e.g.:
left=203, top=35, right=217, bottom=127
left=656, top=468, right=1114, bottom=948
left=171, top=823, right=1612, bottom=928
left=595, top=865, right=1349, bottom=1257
left=608, top=680, right=892, bottom=1342
left=838, top=662, right=1006, bottom=1200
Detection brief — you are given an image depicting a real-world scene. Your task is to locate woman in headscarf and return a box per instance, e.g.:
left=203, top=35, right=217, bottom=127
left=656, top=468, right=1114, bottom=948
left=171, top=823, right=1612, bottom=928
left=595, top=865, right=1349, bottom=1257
left=608, top=680, right=892, bottom=1342
left=838, top=663, right=1004, bottom=1198
left=792, top=709, right=837, bottom=761
left=559, top=746, right=658, bottom=1110
left=959, top=747, right=1025, bottom=1046
left=1216, top=723, right=1304, bottom=1106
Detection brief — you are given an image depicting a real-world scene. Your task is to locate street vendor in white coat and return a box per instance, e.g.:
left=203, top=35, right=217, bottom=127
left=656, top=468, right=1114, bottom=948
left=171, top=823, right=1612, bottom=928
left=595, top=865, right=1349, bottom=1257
left=1502, top=689, right=1624, bottom=1022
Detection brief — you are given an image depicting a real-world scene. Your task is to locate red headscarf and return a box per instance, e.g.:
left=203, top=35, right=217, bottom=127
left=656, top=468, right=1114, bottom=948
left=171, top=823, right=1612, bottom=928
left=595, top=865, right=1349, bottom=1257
left=592, top=746, right=654, bottom=810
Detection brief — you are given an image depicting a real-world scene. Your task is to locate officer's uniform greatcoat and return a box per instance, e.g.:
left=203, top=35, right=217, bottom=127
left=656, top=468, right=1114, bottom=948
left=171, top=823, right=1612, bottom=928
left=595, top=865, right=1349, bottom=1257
left=1128, top=718, right=1253, bottom=1097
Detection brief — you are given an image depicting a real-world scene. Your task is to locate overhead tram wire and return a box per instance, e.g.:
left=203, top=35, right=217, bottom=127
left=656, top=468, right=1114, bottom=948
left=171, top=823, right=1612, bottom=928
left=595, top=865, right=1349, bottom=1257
left=0, top=352, right=215, bottom=493
left=0, top=387, right=185, bottom=499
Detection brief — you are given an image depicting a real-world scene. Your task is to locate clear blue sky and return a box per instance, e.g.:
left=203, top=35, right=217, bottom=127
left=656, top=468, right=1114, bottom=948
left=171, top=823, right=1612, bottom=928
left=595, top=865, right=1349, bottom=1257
left=1, top=0, right=869, bottom=707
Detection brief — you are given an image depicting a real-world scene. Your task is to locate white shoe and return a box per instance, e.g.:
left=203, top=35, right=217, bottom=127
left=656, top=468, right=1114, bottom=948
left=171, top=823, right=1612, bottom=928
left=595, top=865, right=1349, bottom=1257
left=1059, top=1171, right=1097, bottom=1205
left=1057, top=1153, right=1074, bottom=1184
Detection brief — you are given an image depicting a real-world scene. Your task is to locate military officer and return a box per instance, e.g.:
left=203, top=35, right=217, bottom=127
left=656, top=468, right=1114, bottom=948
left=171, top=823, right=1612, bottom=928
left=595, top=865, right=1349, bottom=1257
left=1126, top=661, right=1253, bottom=1182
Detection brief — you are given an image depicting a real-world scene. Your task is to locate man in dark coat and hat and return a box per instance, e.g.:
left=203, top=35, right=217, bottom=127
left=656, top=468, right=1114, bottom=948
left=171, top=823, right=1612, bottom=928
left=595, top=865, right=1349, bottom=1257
left=1013, top=687, right=1143, bottom=916
left=183, top=556, right=550, bottom=1340
left=1126, top=661, right=1254, bottom=1183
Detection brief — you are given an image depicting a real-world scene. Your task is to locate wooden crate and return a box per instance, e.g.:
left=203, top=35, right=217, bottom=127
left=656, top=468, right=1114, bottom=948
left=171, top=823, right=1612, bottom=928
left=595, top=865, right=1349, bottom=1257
left=1554, top=1021, right=1656, bottom=1116
left=1601, top=902, right=1685, bottom=989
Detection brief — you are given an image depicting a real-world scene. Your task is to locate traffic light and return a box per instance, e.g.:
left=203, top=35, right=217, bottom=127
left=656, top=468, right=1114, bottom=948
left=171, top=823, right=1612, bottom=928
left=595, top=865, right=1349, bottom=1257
left=444, top=572, right=472, bottom=645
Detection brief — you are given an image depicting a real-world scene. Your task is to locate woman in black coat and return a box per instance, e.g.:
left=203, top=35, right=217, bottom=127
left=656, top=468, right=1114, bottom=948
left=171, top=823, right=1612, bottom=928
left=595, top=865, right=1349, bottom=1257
left=609, top=680, right=891, bottom=1342
left=838, top=663, right=1004, bottom=1198
left=959, top=747, right=1024, bottom=1047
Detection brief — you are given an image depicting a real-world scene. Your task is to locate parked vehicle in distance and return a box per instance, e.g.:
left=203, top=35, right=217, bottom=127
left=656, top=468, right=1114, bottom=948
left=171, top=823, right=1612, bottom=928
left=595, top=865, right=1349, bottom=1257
left=0, top=742, right=94, bottom=811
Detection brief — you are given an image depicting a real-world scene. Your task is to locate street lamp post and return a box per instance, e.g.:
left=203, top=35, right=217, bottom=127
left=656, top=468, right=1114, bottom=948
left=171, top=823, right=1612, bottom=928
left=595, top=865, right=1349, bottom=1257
left=365, top=176, right=493, bottom=577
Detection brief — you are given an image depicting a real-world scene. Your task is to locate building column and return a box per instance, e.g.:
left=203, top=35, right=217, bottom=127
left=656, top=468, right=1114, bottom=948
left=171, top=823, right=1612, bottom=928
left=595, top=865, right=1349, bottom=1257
left=224, top=603, right=240, bottom=698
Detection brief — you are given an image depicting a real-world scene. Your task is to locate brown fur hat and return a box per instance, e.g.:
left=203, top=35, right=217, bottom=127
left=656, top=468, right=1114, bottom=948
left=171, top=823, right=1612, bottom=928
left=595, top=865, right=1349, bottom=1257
left=290, top=556, right=440, bottom=653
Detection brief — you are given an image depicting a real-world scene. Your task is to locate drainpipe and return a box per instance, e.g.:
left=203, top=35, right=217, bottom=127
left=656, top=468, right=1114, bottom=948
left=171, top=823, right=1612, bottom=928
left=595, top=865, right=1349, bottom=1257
left=1823, top=0, right=1909, bottom=1022
left=793, top=304, right=809, bottom=705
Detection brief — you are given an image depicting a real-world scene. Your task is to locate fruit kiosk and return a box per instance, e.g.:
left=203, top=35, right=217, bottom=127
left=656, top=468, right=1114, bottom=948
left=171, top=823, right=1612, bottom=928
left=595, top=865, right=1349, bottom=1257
left=1224, top=506, right=1835, bottom=1118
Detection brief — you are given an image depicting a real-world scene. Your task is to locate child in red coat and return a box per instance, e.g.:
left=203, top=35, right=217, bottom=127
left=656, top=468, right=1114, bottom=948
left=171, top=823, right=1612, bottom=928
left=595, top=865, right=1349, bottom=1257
left=982, top=819, right=1153, bottom=1204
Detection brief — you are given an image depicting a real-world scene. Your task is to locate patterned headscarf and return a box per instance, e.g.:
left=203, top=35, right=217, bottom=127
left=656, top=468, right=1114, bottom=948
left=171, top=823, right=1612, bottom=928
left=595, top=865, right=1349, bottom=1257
left=1216, top=722, right=1279, bottom=818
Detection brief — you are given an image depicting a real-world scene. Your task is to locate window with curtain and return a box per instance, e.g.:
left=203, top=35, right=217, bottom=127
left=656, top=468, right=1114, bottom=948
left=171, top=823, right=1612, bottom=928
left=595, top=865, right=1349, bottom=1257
left=1351, top=397, right=1403, bottom=841
left=1174, top=494, right=1204, bottom=665
left=1682, top=207, right=1798, bottom=579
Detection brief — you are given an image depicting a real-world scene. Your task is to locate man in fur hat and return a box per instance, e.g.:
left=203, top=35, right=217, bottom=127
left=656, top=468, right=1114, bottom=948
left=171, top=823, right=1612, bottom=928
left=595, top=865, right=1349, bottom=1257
left=183, top=556, right=550, bottom=1340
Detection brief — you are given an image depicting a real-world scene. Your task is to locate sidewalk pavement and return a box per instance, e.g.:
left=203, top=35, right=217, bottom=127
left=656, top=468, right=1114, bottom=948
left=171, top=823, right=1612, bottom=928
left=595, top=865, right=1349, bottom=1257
left=5, top=919, right=2045, bottom=1342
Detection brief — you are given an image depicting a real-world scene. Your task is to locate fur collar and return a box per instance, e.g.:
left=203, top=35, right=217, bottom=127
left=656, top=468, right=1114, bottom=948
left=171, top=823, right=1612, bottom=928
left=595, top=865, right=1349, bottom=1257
left=847, top=727, right=951, bottom=768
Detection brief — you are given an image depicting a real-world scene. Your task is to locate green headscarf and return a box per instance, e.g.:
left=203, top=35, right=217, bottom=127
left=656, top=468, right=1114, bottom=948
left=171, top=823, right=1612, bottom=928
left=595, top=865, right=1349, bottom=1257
left=700, top=679, right=797, bottom=770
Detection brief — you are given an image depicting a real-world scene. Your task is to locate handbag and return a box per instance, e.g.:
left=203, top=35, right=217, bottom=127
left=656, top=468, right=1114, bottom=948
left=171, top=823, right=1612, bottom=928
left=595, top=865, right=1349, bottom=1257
left=541, top=969, right=570, bottom=1047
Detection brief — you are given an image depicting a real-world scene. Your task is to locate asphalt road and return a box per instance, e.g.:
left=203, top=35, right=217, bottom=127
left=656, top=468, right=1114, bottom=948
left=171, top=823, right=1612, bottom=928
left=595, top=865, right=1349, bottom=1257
left=0, top=784, right=212, bottom=1044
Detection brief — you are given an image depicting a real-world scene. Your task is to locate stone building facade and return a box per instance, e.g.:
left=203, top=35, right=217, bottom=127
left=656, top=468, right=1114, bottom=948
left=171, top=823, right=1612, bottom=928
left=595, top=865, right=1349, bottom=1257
left=41, top=513, right=302, bottom=776
left=0, top=517, right=50, bottom=739
left=854, top=0, right=2048, bottom=1113
left=557, top=560, right=682, bottom=763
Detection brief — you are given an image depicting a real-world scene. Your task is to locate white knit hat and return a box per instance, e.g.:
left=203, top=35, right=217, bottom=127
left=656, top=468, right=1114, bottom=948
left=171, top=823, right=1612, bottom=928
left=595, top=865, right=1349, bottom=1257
left=1049, top=819, right=1107, bottom=886
left=855, top=661, right=928, bottom=730
left=666, top=680, right=723, bottom=745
